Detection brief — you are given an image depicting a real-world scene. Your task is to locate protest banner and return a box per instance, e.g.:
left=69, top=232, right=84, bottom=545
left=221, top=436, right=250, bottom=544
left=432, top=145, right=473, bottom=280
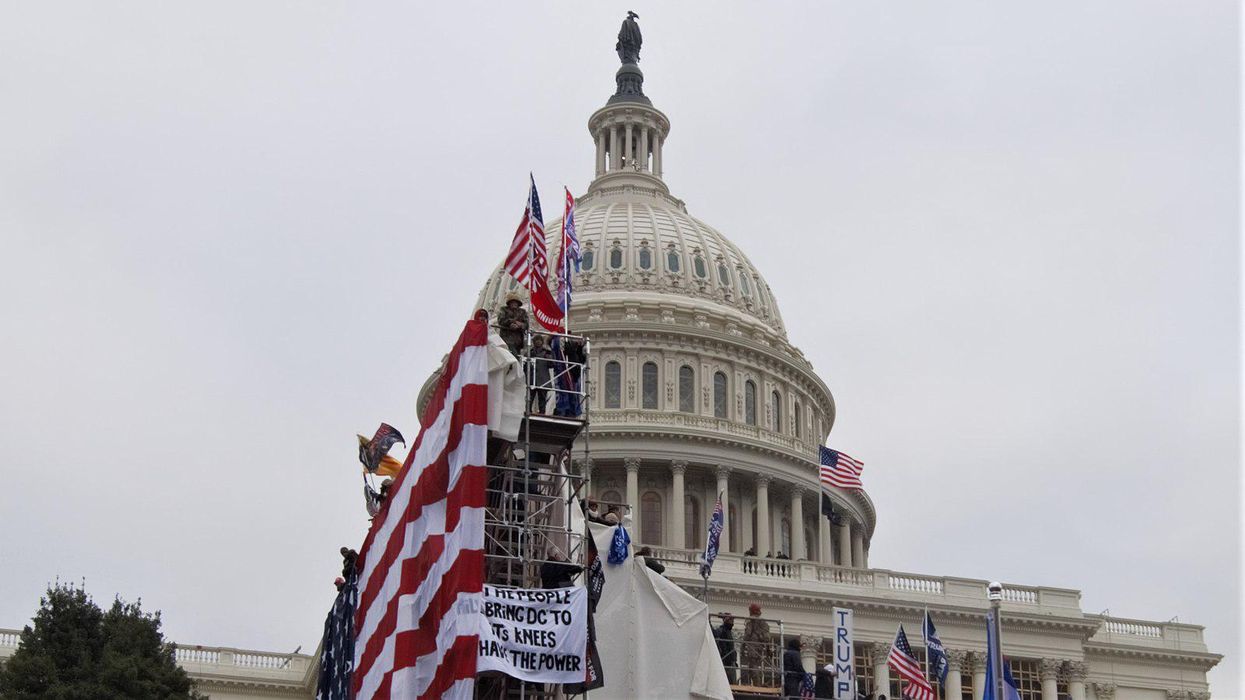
left=477, top=584, right=589, bottom=683
left=832, top=607, right=855, bottom=700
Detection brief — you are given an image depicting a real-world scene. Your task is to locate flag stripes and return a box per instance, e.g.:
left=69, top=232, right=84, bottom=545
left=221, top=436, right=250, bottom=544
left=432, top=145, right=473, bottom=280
left=888, top=624, right=935, bottom=700
left=505, top=175, right=548, bottom=291
left=819, top=446, right=865, bottom=491
left=352, top=320, right=490, bottom=700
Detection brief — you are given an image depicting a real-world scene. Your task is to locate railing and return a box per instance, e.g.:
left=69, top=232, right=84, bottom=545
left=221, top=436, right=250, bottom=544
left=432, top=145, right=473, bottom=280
left=175, top=647, right=220, bottom=664
left=172, top=645, right=309, bottom=674
left=0, top=629, right=19, bottom=649
left=1101, top=618, right=1164, bottom=638
left=628, top=548, right=1085, bottom=613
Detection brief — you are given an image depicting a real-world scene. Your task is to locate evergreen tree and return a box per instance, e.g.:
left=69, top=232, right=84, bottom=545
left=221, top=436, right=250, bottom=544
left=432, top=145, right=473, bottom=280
left=0, top=583, right=204, bottom=699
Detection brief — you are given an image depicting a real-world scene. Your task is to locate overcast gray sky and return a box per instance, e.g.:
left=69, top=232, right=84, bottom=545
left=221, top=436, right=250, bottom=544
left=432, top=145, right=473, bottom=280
left=1, top=2, right=1239, bottom=696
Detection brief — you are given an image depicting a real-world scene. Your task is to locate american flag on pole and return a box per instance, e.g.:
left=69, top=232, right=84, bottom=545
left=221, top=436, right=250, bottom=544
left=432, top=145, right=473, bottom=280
left=504, top=174, right=548, bottom=291
left=819, top=446, right=864, bottom=491
left=351, top=319, right=490, bottom=700
left=555, top=187, right=580, bottom=313
left=888, top=624, right=936, bottom=700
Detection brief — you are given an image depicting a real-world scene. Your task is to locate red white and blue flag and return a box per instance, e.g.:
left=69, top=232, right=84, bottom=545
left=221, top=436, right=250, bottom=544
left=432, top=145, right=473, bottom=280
left=819, top=446, right=864, bottom=491
left=351, top=319, right=490, bottom=699
left=555, top=187, right=581, bottom=313
left=698, top=491, right=725, bottom=578
left=888, top=624, right=935, bottom=700
left=504, top=174, right=548, bottom=291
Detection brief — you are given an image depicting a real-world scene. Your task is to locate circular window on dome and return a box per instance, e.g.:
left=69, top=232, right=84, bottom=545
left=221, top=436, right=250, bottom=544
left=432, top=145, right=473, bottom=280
left=582, top=248, right=595, bottom=271
left=666, top=247, right=681, bottom=273
left=638, top=244, right=652, bottom=270
left=693, top=255, right=707, bottom=279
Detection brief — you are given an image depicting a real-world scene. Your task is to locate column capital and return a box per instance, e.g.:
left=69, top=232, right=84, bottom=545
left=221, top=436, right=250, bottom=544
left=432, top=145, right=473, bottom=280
left=670, top=460, right=688, bottom=475
left=1166, top=691, right=1190, bottom=700
left=1187, top=692, right=1210, bottom=700
left=1040, top=658, right=1063, bottom=680
left=1063, top=661, right=1088, bottom=681
left=799, top=634, right=821, bottom=651
left=790, top=484, right=808, bottom=497
left=869, top=641, right=891, bottom=657
left=624, top=457, right=641, bottom=473
left=946, top=649, right=968, bottom=672
left=756, top=474, right=773, bottom=487
left=716, top=464, right=733, bottom=479
left=1092, top=683, right=1117, bottom=700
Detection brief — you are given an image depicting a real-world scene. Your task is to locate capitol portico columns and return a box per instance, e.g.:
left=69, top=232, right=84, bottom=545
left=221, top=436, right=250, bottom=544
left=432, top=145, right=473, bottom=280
left=625, top=458, right=640, bottom=532
left=837, top=519, right=853, bottom=567
left=1065, top=661, right=1088, bottom=700
left=971, top=652, right=986, bottom=700
left=870, top=641, right=891, bottom=696
left=851, top=526, right=865, bottom=568
left=790, top=487, right=806, bottom=560
left=945, top=650, right=966, bottom=700
left=755, top=475, right=772, bottom=556
left=716, top=466, right=731, bottom=552
left=1040, top=659, right=1061, bottom=700
left=670, top=461, right=687, bottom=549
left=818, top=506, right=831, bottom=563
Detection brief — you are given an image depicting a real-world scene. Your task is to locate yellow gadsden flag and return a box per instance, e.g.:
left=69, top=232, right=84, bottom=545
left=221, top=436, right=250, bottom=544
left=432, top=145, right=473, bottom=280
left=357, top=434, right=404, bottom=477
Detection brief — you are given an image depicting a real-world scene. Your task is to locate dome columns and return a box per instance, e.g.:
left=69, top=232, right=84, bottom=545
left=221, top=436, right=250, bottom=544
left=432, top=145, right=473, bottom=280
left=755, top=474, right=772, bottom=557
left=588, top=103, right=670, bottom=190
left=670, top=460, right=688, bottom=549
left=715, top=465, right=731, bottom=553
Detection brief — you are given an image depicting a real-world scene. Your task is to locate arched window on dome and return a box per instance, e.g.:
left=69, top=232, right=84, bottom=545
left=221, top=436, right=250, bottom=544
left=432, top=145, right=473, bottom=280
left=581, top=248, right=595, bottom=271
left=609, top=241, right=623, bottom=270
left=693, top=254, right=707, bottom=279
left=771, top=390, right=782, bottom=432
left=638, top=244, right=652, bottom=270
left=509, top=276, right=519, bottom=291
left=641, top=491, right=663, bottom=545
left=685, top=495, right=701, bottom=550
left=717, top=262, right=731, bottom=287
left=744, top=380, right=757, bottom=426
left=738, top=268, right=751, bottom=296
left=641, top=362, right=658, bottom=409
left=604, top=361, right=622, bottom=409
left=713, top=372, right=728, bottom=419
left=678, top=365, right=695, bottom=413
left=666, top=246, right=681, bottom=273
left=793, top=400, right=802, bottom=439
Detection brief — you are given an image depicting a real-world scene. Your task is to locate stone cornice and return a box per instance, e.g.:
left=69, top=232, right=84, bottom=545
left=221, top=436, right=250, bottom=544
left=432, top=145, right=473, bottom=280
left=702, top=583, right=1100, bottom=638
left=1082, top=642, right=1222, bottom=671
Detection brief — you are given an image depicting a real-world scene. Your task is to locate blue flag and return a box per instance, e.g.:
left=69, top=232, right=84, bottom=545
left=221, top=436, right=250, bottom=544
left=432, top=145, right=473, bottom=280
left=607, top=524, right=631, bottom=565
left=983, top=611, right=1021, bottom=700
left=924, top=611, right=948, bottom=685
left=699, top=492, right=725, bottom=578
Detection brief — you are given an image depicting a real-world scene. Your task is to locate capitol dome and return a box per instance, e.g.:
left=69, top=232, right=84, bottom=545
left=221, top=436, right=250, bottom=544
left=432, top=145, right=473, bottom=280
left=469, top=55, right=875, bottom=567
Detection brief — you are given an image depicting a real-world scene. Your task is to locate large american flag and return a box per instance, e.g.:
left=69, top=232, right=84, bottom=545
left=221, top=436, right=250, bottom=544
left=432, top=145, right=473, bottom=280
left=351, top=319, right=490, bottom=699
left=887, top=624, right=935, bottom=700
left=555, top=187, right=580, bottom=312
left=819, top=446, right=864, bottom=491
left=504, top=175, right=548, bottom=291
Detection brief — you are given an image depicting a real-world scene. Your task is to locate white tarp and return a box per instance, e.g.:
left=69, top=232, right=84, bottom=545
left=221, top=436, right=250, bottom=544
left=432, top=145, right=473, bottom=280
left=486, top=329, right=524, bottom=441
left=587, top=522, right=733, bottom=700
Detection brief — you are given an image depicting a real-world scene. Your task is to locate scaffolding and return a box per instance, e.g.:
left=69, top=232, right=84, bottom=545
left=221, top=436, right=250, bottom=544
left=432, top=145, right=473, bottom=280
left=477, top=327, right=592, bottom=700
left=707, top=612, right=788, bottom=699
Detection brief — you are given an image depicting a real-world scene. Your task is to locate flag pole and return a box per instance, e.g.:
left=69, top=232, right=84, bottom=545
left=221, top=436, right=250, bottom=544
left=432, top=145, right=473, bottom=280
left=988, top=582, right=1005, bottom=700
left=561, top=186, right=570, bottom=336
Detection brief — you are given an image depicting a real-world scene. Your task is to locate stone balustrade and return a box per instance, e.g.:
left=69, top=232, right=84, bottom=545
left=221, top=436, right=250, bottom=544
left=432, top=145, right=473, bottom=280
left=1086, top=615, right=1211, bottom=652
left=641, top=547, right=1084, bottom=614
left=0, top=630, right=313, bottom=679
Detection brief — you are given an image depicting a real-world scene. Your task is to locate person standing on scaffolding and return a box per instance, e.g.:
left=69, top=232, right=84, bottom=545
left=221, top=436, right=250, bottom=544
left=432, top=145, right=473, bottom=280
left=528, top=334, right=554, bottom=414
left=741, top=602, right=771, bottom=687
left=498, top=293, right=528, bottom=356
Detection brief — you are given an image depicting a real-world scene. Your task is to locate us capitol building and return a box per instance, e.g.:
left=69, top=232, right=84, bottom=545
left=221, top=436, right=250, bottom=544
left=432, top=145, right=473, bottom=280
left=2, top=24, right=1220, bottom=700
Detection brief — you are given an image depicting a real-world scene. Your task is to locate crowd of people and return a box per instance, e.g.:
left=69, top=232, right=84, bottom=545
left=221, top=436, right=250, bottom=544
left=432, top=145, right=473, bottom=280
left=712, top=602, right=888, bottom=700
left=496, top=294, right=587, bottom=417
